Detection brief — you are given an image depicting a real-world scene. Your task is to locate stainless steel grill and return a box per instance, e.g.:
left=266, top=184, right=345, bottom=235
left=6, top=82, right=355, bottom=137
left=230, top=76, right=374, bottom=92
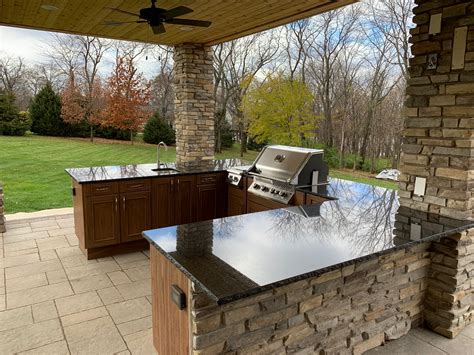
left=228, top=145, right=329, bottom=204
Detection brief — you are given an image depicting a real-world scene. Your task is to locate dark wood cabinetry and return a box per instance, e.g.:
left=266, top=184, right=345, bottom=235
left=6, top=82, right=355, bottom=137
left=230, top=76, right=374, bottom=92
left=196, top=174, right=227, bottom=221
left=305, top=194, right=328, bottom=205
left=151, top=175, right=197, bottom=228
left=151, top=177, right=174, bottom=228
left=121, top=191, right=151, bottom=242
left=74, top=179, right=151, bottom=259
left=228, top=185, right=246, bottom=217
left=85, top=194, right=120, bottom=248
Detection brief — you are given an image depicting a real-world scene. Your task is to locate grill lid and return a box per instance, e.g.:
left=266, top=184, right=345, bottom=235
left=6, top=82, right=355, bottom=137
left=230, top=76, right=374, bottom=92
left=250, top=145, right=324, bottom=184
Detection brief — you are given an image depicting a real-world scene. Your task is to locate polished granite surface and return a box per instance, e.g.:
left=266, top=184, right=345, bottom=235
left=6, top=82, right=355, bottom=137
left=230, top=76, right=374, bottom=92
left=66, top=159, right=249, bottom=183
left=143, top=178, right=473, bottom=304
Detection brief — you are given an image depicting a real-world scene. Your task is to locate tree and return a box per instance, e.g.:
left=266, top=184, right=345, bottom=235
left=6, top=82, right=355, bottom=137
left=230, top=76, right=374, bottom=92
left=30, top=83, right=63, bottom=136
left=143, top=110, right=175, bottom=145
left=0, top=90, right=29, bottom=136
left=243, top=74, right=318, bottom=146
left=105, top=55, right=151, bottom=143
left=61, top=70, right=105, bottom=140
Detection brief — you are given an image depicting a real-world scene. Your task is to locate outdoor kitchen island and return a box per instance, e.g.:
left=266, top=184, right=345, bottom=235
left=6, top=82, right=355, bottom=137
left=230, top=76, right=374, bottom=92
left=143, top=179, right=474, bottom=354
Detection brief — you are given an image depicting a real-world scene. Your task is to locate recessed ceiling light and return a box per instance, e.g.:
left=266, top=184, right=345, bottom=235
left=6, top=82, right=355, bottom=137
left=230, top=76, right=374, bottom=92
left=180, top=27, right=193, bottom=31
left=40, top=4, right=59, bottom=11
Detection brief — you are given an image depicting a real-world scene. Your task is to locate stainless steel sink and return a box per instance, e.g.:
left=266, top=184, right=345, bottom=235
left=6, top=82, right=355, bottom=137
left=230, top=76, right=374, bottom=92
left=151, top=167, right=179, bottom=173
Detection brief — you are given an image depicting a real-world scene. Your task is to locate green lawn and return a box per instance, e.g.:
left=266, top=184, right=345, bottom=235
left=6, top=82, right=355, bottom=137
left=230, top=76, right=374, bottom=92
left=0, top=135, right=396, bottom=214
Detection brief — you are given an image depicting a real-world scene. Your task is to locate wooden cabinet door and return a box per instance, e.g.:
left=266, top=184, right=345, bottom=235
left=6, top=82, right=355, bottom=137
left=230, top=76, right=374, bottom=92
left=196, top=184, right=219, bottom=222
left=175, top=175, right=196, bottom=225
left=121, top=191, right=151, bottom=242
left=228, top=186, right=246, bottom=217
left=306, top=194, right=328, bottom=205
left=247, top=199, right=270, bottom=214
left=151, top=177, right=174, bottom=228
left=85, top=195, right=120, bottom=248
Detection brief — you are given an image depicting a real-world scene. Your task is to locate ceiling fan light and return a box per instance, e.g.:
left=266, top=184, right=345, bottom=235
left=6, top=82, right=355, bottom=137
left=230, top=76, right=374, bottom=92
left=40, top=4, right=59, bottom=11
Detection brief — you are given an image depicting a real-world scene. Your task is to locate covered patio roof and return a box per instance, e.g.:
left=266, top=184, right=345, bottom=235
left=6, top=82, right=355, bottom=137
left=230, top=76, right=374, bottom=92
left=0, top=0, right=357, bottom=45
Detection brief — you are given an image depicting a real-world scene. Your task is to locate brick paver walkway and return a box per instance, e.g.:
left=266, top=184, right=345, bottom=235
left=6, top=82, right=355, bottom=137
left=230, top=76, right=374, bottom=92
left=1, top=210, right=473, bottom=354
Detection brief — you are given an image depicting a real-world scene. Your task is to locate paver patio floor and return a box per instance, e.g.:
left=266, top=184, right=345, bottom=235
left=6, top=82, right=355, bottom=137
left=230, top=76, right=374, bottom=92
left=0, top=211, right=156, bottom=354
left=1, top=210, right=473, bottom=354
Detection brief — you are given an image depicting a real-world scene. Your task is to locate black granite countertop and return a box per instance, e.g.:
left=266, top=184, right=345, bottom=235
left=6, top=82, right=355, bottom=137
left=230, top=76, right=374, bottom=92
left=143, top=178, right=474, bottom=304
left=65, top=159, right=249, bottom=183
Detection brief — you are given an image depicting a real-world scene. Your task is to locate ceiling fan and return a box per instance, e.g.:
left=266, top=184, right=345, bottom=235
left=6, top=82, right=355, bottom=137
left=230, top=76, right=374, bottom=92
left=104, top=0, right=212, bottom=34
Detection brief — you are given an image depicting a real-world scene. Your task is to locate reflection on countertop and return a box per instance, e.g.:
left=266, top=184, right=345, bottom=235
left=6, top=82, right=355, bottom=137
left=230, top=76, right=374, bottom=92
left=65, top=159, right=250, bottom=183
left=144, top=179, right=382, bottom=302
left=143, top=178, right=474, bottom=304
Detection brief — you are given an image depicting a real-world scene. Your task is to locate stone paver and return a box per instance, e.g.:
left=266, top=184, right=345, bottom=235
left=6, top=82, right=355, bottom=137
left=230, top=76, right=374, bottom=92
left=2, top=212, right=474, bottom=354
left=64, top=316, right=127, bottom=354
left=106, top=297, right=152, bottom=325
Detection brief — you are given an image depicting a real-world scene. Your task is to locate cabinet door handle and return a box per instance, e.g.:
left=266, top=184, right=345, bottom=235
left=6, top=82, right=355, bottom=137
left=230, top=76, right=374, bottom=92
left=177, top=178, right=180, bottom=192
left=115, top=197, right=118, bottom=212
left=122, top=196, right=126, bottom=211
left=170, top=179, right=174, bottom=192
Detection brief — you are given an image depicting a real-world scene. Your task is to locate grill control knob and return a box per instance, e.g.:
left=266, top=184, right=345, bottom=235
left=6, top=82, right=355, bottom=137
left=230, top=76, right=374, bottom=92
left=233, top=176, right=239, bottom=182
left=261, top=186, right=269, bottom=192
left=253, top=184, right=260, bottom=190
left=279, top=191, right=287, bottom=197
left=270, top=188, right=276, bottom=194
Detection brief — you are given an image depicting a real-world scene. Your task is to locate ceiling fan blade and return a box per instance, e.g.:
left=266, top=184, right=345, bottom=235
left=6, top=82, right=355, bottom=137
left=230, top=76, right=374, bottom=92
left=106, top=7, right=139, bottom=17
left=166, top=18, right=211, bottom=27
left=151, top=23, right=166, bottom=34
left=162, top=6, right=193, bottom=19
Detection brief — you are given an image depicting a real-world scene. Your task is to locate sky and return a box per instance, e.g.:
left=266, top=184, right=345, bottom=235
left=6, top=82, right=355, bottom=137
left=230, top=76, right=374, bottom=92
left=0, top=25, right=163, bottom=79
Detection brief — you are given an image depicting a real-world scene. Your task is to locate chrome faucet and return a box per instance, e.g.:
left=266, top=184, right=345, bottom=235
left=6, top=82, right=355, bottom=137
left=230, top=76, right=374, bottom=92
left=157, top=142, right=168, bottom=169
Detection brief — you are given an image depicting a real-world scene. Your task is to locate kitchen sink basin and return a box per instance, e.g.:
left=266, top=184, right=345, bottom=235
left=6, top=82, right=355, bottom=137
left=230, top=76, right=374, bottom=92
left=151, top=167, right=179, bottom=173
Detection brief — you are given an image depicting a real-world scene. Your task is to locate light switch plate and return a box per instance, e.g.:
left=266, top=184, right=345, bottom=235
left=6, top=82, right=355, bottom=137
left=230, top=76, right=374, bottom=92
left=429, top=13, right=442, bottom=35
left=414, top=177, right=427, bottom=196
left=452, top=26, right=468, bottom=70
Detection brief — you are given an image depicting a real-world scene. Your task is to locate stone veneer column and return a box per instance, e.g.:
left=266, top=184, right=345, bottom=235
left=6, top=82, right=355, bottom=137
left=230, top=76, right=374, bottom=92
left=399, top=1, right=474, bottom=220
left=0, top=185, right=5, bottom=233
left=173, top=43, right=215, bottom=167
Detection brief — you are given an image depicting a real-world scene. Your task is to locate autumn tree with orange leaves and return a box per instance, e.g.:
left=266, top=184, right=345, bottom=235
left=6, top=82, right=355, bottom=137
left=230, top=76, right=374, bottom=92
left=105, top=55, right=151, bottom=143
left=61, top=70, right=105, bottom=141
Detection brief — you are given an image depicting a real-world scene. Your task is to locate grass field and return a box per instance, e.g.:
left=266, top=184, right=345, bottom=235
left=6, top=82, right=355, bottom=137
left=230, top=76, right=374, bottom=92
left=0, top=135, right=396, bottom=214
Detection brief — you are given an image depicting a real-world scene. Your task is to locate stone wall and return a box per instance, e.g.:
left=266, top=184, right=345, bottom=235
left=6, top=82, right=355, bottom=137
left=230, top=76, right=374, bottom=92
left=399, top=0, right=474, bottom=220
left=190, top=243, right=431, bottom=354
left=173, top=43, right=215, bottom=167
left=426, top=228, right=474, bottom=338
left=0, top=185, right=5, bottom=233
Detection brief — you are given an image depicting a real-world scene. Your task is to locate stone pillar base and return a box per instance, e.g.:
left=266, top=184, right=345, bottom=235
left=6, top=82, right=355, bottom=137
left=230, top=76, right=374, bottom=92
left=425, top=228, right=474, bottom=338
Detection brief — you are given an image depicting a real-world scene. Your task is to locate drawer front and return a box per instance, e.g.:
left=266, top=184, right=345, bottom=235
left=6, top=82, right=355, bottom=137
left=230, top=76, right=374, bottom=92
left=86, top=182, right=118, bottom=196
left=120, top=179, right=151, bottom=193
left=197, top=174, right=218, bottom=185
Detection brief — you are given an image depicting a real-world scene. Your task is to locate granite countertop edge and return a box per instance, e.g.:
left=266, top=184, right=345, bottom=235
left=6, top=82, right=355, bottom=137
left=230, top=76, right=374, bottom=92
left=143, top=217, right=474, bottom=306
left=65, top=159, right=250, bottom=183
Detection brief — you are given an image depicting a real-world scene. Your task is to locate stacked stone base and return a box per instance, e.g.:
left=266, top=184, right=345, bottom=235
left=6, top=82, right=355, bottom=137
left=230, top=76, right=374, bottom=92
left=426, top=228, right=474, bottom=338
left=191, top=243, right=431, bottom=354
left=0, top=185, right=5, bottom=233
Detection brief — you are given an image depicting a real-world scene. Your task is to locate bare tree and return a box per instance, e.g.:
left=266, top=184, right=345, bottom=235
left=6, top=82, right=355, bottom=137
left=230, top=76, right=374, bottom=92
left=150, top=45, right=174, bottom=124
left=0, top=56, right=25, bottom=94
left=306, top=6, right=360, bottom=148
left=224, top=32, right=279, bottom=156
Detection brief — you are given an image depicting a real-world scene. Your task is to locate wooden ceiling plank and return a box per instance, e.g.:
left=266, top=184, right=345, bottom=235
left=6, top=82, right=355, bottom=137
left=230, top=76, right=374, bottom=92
left=205, top=0, right=356, bottom=45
